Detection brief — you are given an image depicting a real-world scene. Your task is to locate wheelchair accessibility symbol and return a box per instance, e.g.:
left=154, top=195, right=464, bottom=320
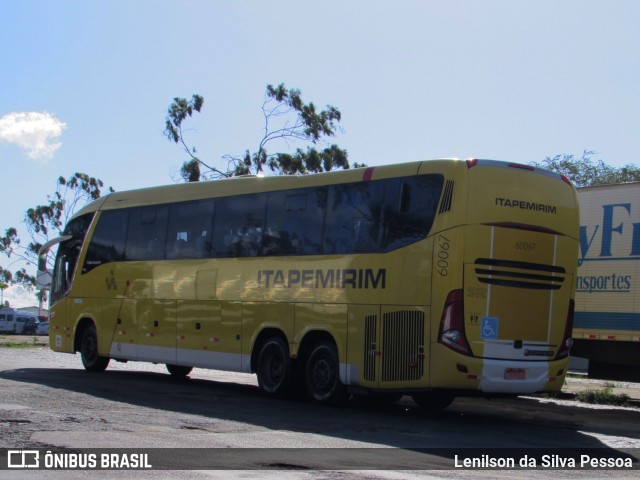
left=481, top=317, right=499, bottom=340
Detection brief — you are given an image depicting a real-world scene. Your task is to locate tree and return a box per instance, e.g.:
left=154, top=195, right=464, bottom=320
left=0, top=173, right=113, bottom=304
left=531, top=150, right=640, bottom=187
left=164, top=84, right=363, bottom=182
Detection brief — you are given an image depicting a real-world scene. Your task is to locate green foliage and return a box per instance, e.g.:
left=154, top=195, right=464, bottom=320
left=180, top=159, right=201, bottom=183
left=164, top=94, right=204, bottom=144
left=532, top=151, right=640, bottom=187
left=165, top=84, right=361, bottom=181
left=575, top=383, right=631, bottom=407
left=0, top=334, right=48, bottom=347
left=270, top=145, right=349, bottom=175
left=0, top=173, right=112, bottom=302
left=0, top=342, right=37, bottom=349
left=164, top=95, right=228, bottom=181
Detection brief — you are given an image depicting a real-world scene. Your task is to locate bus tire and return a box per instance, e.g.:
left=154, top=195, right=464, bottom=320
left=304, top=341, right=346, bottom=405
left=412, top=392, right=454, bottom=411
left=256, top=336, right=292, bottom=398
left=166, top=364, right=193, bottom=378
left=80, top=324, right=110, bottom=372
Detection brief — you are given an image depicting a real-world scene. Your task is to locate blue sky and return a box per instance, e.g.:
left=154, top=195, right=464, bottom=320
left=1, top=0, right=639, bottom=307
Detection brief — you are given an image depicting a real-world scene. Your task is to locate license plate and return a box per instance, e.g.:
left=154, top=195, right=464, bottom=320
left=504, top=368, right=526, bottom=380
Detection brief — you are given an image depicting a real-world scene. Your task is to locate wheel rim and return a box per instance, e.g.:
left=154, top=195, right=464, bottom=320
left=311, top=354, right=335, bottom=395
left=83, top=334, right=97, bottom=363
left=262, top=346, right=285, bottom=390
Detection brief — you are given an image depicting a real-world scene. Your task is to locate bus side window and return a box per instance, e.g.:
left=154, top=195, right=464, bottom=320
left=83, top=210, right=129, bottom=273
left=264, top=188, right=326, bottom=256
left=166, top=200, right=214, bottom=259
left=324, top=182, right=384, bottom=254
left=125, top=206, right=168, bottom=261
left=212, top=193, right=267, bottom=258
left=382, top=175, right=444, bottom=251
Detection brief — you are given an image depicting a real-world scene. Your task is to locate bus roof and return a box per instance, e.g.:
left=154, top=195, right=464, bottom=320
left=71, top=158, right=565, bottom=218
left=73, top=160, right=446, bottom=217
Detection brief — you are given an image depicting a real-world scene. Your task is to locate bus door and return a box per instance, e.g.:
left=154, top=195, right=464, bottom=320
left=348, top=305, right=429, bottom=389
left=106, top=271, right=148, bottom=361
left=50, top=302, right=69, bottom=351
left=106, top=296, right=137, bottom=360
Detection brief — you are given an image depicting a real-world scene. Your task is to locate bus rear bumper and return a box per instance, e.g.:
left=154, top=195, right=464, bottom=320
left=478, top=358, right=559, bottom=394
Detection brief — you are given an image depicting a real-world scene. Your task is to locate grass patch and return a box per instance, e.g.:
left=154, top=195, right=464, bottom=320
left=0, top=341, right=40, bottom=349
left=0, top=335, right=48, bottom=348
left=575, top=382, right=631, bottom=407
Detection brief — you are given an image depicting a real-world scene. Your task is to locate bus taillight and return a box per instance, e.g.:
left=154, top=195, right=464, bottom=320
left=438, top=289, right=471, bottom=356
left=560, top=174, right=572, bottom=186
left=555, top=299, right=575, bottom=360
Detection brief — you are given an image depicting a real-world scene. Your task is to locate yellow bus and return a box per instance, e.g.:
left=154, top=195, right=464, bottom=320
left=38, top=159, right=579, bottom=409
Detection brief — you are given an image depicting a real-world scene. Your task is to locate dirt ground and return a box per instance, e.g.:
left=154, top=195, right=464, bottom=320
left=1, top=340, right=639, bottom=478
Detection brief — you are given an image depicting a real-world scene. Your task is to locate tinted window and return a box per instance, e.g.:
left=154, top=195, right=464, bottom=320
left=382, top=175, right=444, bottom=250
left=83, top=210, right=128, bottom=273
left=166, top=200, right=214, bottom=259
left=212, top=193, right=266, bottom=257
left=264, top=188, right=326, bottom=256
left=125, top=206, right=169, bottom=261
left=51, top=213, right=95, bottom=301
left=324, top=181, right=385, bottom=254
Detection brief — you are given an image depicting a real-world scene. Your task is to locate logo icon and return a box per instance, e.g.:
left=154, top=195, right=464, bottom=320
left=8, top=450, right=39, bottom=469
left=481, top=316, right=499, bottom=340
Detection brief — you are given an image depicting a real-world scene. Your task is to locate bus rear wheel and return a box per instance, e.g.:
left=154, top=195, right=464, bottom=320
left=80, top=324, right=110, bottom=372
left=166, top=364, right=193, bottom=378
left=304, top=341, right=346, bottom=405
left=256, top=336, right=292, bottom=398
left=412, top=392, right=454, bottom=411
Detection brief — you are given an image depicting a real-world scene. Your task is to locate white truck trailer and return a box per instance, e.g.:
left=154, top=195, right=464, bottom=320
left=573, top=182, right=640, bottom=381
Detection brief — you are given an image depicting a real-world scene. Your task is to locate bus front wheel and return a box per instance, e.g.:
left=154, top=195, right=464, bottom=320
left=256, top=336, right=292, bottom=398
left=80, top=324, right=110, bottom=372
left=304, top=341, right=346, bottom=405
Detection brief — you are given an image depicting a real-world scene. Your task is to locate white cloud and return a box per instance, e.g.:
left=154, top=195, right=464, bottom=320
left=0, top=111, right=66, bottom=161
left=2, top=284, right=40, bottom=309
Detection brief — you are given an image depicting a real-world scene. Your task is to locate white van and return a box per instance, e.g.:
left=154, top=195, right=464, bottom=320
left=0, top=308, right=39, bottom=334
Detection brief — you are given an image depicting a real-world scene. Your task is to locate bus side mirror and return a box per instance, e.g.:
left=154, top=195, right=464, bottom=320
left=37, top=234, right=72, bottom=292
